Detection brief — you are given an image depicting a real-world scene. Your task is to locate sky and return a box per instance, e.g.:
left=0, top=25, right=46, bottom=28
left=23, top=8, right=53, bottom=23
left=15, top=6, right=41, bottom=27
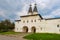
left=0, top=0, right=60, bottom=22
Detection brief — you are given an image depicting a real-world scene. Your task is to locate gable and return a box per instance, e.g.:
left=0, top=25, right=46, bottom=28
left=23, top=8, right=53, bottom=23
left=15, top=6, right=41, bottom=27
left=20, top=14, right=43, bottom=19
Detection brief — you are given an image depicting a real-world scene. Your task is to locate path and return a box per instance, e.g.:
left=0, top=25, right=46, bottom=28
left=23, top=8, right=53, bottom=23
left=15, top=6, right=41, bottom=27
left=0, top=33, right=30, bottom=40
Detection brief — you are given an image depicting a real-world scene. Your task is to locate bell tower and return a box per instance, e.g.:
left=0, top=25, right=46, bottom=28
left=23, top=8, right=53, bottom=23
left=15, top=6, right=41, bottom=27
left=33, top=4, right=38, bottom=14
left=28, top=4, right=33, bottom=15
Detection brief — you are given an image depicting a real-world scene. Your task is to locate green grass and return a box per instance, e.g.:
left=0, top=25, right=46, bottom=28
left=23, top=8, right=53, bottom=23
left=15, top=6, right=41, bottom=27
left=0, top=31, right=20, bottom=35
left=23, top=33, right=60, bottom=40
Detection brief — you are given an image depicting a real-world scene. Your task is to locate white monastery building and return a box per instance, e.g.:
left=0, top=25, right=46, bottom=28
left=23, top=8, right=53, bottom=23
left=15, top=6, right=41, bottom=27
left=15, top=4, right=60, bottom=34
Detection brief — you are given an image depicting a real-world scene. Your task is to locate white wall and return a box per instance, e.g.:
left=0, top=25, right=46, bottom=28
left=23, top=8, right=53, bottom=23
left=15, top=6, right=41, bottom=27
left=15, top=15, right=60, bottom=34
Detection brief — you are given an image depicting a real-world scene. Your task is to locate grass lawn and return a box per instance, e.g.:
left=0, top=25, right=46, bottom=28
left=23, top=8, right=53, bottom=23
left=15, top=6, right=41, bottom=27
left=0, top=31, right=20, bottom=35
left=23, top=33, right=60, bottom=40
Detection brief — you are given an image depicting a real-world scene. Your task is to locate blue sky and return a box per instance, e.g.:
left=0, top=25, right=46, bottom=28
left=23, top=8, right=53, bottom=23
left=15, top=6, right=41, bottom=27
left=0, top=0, right=60, bottom=22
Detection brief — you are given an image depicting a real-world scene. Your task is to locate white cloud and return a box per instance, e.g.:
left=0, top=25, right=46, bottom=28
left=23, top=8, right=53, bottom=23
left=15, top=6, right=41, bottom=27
left=0, top=10, right=7, bottom=18
left=42, top=15, right=54, bottom=18
left=43, top=9, right=60, bottom=18
left=15, top=3, right=28, bottom=20
left=15, top=0, right=60, bottom=19
left=35, top=0, right=51, bottom=9
left=51, top=9, right=60, bottom=17
left=35, top=0, right=60, bottom=10
left=0, top=0, right=60, bottom=21
left=17, top=4, right=28, bottom=16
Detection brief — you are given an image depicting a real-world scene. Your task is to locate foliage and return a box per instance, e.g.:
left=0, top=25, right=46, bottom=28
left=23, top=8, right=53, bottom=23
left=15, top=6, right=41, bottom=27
left=23, top=33, right=60, bottom=40
left=0, top=19, right=15, bottom=32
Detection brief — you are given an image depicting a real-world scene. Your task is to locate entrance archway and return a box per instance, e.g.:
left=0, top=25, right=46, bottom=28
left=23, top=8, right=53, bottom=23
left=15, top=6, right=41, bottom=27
left=23, top=26, right=28, bottom=33
left=31, top=27, right=36, bottom=33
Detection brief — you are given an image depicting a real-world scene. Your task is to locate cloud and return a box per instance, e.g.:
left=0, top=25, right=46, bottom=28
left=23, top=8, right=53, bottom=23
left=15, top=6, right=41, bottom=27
left=0, top=0, right=60, bottom=22
left=0, top=0, right=23, bottom=11
left=0, top=10, right=7, bottom=18
left=51, top=9, right=60, bottom=16
left=43, top=9, right=60, bottom=18
left=0, top=0, right=25, bottom=21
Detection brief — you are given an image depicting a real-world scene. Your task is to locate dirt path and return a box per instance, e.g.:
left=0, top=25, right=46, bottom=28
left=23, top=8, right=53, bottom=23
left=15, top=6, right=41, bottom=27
left=0, top=33, right=30, bottom=40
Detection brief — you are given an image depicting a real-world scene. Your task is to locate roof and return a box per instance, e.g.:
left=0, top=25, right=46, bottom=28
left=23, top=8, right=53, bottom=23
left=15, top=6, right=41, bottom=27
left=33, top=4, right=38, bottom=12
left=28, top=5, right=32, bottom=13
left=20, top=14, right=43, bottom=19
left=45, top=17, right=60, bottom=20
left=15, top=20, right=21, bottom=22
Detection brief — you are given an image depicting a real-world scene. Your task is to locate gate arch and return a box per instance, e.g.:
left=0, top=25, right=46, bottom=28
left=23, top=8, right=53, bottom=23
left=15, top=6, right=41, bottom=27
left=31, top=27, right=36, bottom=33
left=23, top=26, right=28, bottom=33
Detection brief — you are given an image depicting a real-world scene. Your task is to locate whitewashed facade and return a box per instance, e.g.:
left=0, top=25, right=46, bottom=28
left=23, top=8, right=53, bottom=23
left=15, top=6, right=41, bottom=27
left=15, top=4, right=60, bottom=34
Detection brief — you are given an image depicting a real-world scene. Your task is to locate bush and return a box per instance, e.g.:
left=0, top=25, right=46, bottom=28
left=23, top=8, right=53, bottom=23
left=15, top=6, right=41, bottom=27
left=0, top=19, right=15, bottom=32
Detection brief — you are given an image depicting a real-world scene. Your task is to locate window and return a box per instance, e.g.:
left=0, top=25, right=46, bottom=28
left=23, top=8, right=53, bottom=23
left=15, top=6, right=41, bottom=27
left=31, top=20, right=33, bottom=22
left=27, top=20, right=28, bottom=23
left=59, top=29, right=60, bottom=32
left=17, top=28, right=18, bottom=30
left=57, top=25, right=59, bottom=27
left=17, top=21, right=19, bottom=23
left=34, top=20, right=36, bottom=22
left=40, top=27, right=42, bottom=30
left=38, top=19, right=41, bottom=22
left=23, top=20, right=25, bottom=23
left=40, top=20, right=41, bottom=22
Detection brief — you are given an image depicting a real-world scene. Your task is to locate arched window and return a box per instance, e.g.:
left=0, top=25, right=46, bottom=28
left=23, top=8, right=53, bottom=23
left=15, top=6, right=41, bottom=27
left=31, top=20, right=33, bottom=22
left=27, top=20, right=28, bottom=23
left=34, top=20, right=36, bottom=22
left=40, top=27, right=42, bottom=30
left=18, top=21, right=19, bottom=23
left=57, top=25, right=59, bottom=27
left=17, top=28, right=18, bottom=30
left=23, top=20, right=25, bottom=23
left=38, top=19, right=41, bottom=22
left=59, top=29, right=60, bottom=32
left=39, top=19, right=41, bottom=22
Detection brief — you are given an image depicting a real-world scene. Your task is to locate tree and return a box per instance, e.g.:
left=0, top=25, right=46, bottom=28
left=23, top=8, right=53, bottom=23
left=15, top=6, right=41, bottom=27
left=0, top=19, right=15, bottom=32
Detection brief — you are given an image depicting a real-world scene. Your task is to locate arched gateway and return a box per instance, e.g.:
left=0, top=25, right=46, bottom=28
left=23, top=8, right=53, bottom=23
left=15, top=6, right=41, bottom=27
left=31, top=27, right=36, bottom=33
left=23, top=26, right=28, bottom=33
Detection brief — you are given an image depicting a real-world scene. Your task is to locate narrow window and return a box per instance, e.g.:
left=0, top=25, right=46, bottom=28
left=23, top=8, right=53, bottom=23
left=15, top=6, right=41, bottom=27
left=23, top=21, right=25, bottom=23
left=40, top=20, right=41, bottom=22
left=17, top=28, right=18, bottom=30
left=59, top=29, right=60, bottom=32
left=57, top=25, right=59, bottom=27
left=31, top=20, right=33, bottom=22
left=34, top=20, right=36, bottom=22
left=18, top=21, right=19, bottom=23
left=38, top=19, right=41, bottom=22
left=40, top=27, right=42, bottom=30
left=27, top=20, right=28, bottom=23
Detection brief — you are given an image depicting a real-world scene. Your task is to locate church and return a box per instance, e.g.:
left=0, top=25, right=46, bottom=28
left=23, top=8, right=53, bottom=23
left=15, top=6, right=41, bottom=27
left=15, top=4, right=60, bottom=34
